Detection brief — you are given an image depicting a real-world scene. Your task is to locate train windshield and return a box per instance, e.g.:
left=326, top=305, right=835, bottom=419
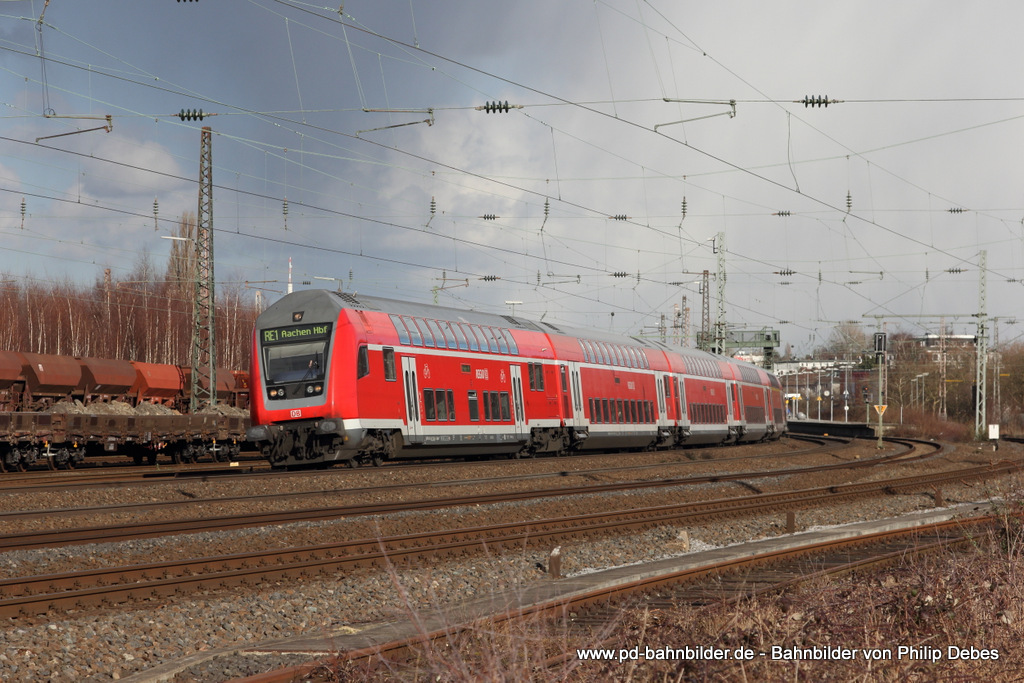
left=260, top=323, right=332, bottom=384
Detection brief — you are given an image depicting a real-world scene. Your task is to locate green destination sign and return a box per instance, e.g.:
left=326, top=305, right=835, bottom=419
left=262, top=323, right=332, bottom=344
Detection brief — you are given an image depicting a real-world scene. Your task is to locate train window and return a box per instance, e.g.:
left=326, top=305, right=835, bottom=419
left=447, top=389, right=456, bottom=420
left=580, top=340, right=592, bottom=363
left=443, top=322, right=460, bottom=350
left=356, top=346, right=370, bottom=379
left=459, top=324, right=479, bottom=352
left=630, top=400, right=638, bottom=423
left=560, top=365, right=568, bottom=392
left=435, top=389, right=447, bottom=422
left=494, top=328, right=509, bottom=354
left=536, top=363, right=544, bottom=391
left=449, top=322, right=470, bottom=351
left=468, top=391, right=480, bottom=421
left=414, top=319, right=435, bottom=348
left=423, top=389, right=436, bottom=421
left=390, top=315, right=411, bottom=345
left=528, top=363, right=537, bottom=391
left=490, top=392, right=501, bottom=421
left=425, top=320, right=448, bottom=349
left=263, top=339, right=328, bottom=384
left=674, top=377, right=684, bottom=416
left=588, top=398, right=597, bottom=423
left=614, top=346, right=625, bottom=366
left=403, top=316, right=422, bottom=346
left=578, top=340, right=589, bottom=363
left=483, top=391, right=491, bottom=420
left=464, top=325, right=483, bottom=351
left=383, top=348, right=396, bottom=381
left=499, top=392, right=511, bottom=421
left=465, top=325, right=481, bottom=351
left=615, top=399, right=624, bottom=423
left=601, top=399, right=610, bottom=423
left=500, top=328, right=519, bottom=355
left=481, top=327, right=500, bottom=353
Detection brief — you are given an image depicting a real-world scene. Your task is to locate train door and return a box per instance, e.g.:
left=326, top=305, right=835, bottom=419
left=401, top=356, right=421, bottom=440
left=510, top=364, right=526, bottom=439
left=673, top=376, right=686, bottom=423
left=728, top=381, right=743, bottom=421
left=655, top=372, right=668, bottom=426
left=568, top=362, right=585, bottom=425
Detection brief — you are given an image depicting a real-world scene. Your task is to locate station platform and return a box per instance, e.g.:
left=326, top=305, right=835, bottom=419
left=787, top=418, right=878, bottom=438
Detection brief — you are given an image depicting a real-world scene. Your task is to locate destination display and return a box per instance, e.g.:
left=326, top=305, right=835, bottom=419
left=261, top=323, right=332, bottom=345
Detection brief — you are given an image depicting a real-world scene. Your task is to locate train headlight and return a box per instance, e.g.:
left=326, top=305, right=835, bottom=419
left=304, top=383, right=324, bottom=396
left=306, top=385, right=315, bottom=395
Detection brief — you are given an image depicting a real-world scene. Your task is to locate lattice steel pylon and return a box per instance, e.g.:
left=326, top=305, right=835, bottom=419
left=191, top=126, right=216, bottom=412
left=975, top=250, right=987, bottom=438
left=699, top=269, right=711, bottom=351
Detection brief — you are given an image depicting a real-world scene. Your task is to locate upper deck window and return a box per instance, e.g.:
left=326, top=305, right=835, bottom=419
left=389, top=315, right=411, bottom=345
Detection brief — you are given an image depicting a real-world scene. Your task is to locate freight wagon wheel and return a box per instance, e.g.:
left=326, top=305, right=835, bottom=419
left=346, top=458, right=359, bottom=468
left=371, top=454, right=384, bottom=467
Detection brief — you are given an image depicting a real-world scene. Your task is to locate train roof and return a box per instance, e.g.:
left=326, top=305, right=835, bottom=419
left=271, top=290, right=764, bottom=373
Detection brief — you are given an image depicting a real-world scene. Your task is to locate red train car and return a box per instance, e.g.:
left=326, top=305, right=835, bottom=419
left=247, top=290, right=786, bottom=468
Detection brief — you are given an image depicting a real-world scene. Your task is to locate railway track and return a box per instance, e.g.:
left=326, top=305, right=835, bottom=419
left=0, top=433, right=846, bottom=491
left=259, top=513, right=1010, bottom=683
left=0, top=454, right=1014, bottom=619
left=0, top=437, right=939, bottom=549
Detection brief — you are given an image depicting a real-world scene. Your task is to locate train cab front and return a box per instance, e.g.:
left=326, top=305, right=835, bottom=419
left=247, top=296, right=355, bottom=467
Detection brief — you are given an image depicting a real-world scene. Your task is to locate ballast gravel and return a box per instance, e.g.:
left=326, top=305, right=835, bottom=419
left=0, top=441, right=1020, bottom=682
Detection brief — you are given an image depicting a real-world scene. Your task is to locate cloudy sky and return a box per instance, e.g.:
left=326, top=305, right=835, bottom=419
left=2, top=0, right=1023, bottom=354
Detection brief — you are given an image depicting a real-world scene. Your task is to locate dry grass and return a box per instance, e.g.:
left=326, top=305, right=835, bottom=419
left=889, top=409, right=973, bottom=442
left=323, top=506, right=1024, bottom=681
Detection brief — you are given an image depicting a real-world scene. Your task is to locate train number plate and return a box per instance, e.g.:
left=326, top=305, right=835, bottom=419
left=290, top=409, right=302, bottom=418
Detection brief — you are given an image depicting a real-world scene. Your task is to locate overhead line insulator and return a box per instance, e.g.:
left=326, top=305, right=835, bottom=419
left=800, top=95, right=839, bottom=108
left=773, top=210, right=791, bottom=216
left=477, top=101, right=522, bottom=113
left=178, top=108, right=205, bottom=121
left=948, top=207, right=966, bottom=213
left=481, top=275, right=500, bottom=281
left=479, top=214, right=498, bottom=220
left=611, top=271, right=629, bottom=278
left=609, top=214, right=629, bottom=221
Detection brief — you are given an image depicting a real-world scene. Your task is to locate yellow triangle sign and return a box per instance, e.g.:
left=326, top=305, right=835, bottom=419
left=874, top=404, right=887, bottom=416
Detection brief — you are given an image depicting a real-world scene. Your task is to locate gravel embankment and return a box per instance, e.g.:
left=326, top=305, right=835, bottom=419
left=0, top=441, right=1019, bottom=682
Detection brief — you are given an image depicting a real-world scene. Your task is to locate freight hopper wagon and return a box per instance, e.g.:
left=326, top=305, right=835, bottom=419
left=0, top=351, right=250, bottom=471
left=247, top=290, right=786, bottom=469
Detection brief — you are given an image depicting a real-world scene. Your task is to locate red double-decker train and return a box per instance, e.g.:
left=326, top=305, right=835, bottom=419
left=247, top=290, right=786, bottom=468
